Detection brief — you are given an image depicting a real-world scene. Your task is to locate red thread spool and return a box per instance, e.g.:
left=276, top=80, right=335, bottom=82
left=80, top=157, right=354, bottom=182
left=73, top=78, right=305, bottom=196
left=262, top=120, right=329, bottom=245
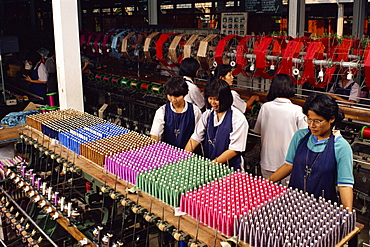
left=360, top=126, right=370, bottom=139
left=141, top=83, right=149, bottom=91
left=86, top=182, right=91, bottom=192
left=246, top=105, right=253, bottom=113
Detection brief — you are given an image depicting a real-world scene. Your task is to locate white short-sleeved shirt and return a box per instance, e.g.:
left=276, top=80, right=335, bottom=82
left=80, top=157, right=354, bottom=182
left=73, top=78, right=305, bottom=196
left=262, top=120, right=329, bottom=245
left=253, top=98, right=307, bottom=172
left=328, top=79, right=360, bottom=102
left=183, top=77, right=205, bottom=110
left=231, top=90, right=247, bottom=113
left=191, top=106, right=248, bottom=152
left=150, top=101, right=202, bottom=139
left=37, top=62, right=48, bottom=82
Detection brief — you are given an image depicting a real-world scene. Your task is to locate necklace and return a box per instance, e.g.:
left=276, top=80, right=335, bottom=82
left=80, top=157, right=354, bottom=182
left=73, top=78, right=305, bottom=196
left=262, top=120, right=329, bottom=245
left=173, top=112, right=183, bottom=139
left=303, top=148, right=321, bottom=193
left=207, top=112, right=220, bottom=147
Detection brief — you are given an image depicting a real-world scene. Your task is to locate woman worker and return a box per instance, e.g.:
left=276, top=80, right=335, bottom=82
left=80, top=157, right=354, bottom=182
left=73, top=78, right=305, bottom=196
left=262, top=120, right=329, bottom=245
left=267, top=93, right=354, bottom=210
left=253, top=74, right=307, bottom=185
left=185, top=79, right=248, bottom=170
left=214, top=64, right=259, bottom=113
left=150, top=76, right=202, bottom=149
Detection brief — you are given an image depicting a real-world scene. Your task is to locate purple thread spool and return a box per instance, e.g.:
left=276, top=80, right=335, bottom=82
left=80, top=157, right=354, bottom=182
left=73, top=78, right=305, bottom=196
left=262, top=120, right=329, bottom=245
left=31, top=174, right=36, bottom=186
left=54, top=192, right=59, bottom=205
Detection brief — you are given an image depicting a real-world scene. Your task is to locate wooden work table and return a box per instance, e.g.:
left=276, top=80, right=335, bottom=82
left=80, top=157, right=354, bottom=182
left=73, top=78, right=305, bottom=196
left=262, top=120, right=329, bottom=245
left=0, top=125, right=22, bottom=146
left=21, top=126, right=364, bottom=247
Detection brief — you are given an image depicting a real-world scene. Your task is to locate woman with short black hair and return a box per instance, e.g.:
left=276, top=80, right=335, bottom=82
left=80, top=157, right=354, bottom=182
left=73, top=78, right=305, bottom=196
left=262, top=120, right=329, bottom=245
left=179, top=58, right=205, bottom=110
left=214, top=64, right=259, bottom=113
left=150, top=76, right=202, bottom=149
left=268, top=93, right=354, bottom=210
left=185, top=79, right=248, bottom=170
left=254, top=74, right=307, bottom=185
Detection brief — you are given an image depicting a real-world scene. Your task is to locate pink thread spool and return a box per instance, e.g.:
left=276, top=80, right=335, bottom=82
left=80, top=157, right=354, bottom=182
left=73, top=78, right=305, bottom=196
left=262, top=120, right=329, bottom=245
left=46, top=92, right=57, bottom=107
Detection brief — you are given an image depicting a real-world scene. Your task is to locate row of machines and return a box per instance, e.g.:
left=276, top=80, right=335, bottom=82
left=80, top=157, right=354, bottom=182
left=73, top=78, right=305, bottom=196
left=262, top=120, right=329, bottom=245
left=80, top=28, right=370, bottom=89
left=0, top=109, right=360, bottom=247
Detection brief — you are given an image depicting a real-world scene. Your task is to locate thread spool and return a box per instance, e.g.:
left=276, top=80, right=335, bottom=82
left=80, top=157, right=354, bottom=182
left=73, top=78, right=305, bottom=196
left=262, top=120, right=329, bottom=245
left=140, top=83, right=150, bottom=91
left=151, top=85, right=163, bottom=94
left=130, top=80, right=142, bottom=89
left=120, top=79, right=129, bottom=86
left=87, top=73, right=95, bottom=80
left=40, top=107, right=48, bottom=114
left=103, top=75, right=111, bottom=83
left=110, top=76, right=119, bottom=84
left=46, top=92, right=57, bottom=107
left=95, top=73, right=103, bottom=81
left=360, top=126, right=370, bottom=139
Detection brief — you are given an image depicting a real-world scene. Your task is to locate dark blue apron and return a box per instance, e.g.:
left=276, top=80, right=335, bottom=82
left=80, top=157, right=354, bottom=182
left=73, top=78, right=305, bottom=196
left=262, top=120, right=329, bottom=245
left=289, top=132, right=338, bottom=202
left=163, top=102, right=195, bottom=149
left=204, top=109, right=242, bottom=170
left=333, top=81, right=355, bottom=100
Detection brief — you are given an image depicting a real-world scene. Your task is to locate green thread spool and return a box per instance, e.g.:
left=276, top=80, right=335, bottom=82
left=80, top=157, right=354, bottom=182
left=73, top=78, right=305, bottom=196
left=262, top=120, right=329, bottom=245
left=130, top=80, right=141, bottom=88
left=95, top=73, right=103, bottom=81
left=110, top=76, right=119, bottom=84
left=103, top=75, right=111, bottom=83
left=87, top=73, right=95, bottom=80
left=120, top=78, right=129, bottom=87
left=151, top=85, right=163, bottom=94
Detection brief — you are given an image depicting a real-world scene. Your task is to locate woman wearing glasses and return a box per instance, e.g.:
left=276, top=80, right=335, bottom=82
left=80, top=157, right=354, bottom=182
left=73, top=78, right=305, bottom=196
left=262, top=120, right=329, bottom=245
left=268, top=93, right=354, bottom=210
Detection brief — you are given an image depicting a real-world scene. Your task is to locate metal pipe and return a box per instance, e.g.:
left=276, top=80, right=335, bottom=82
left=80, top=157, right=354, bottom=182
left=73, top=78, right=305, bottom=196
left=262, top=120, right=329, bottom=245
left=0, top=238, right=7, bottom=247
left=219, top=52, right=362, bottom=69
left=0, top=187, right=58, bottom=247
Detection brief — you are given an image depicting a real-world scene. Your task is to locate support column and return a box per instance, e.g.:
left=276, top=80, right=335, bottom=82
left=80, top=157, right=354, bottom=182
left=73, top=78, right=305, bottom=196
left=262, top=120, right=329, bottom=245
left=337, top=4, right=344, bottom=38
left=288, top=0, right=305, bottom=38
left=352, top=0, right=366, bottom=39
left=30, top=0, right=36, bottom=32
left=52, top=0, right=84, bottom=111
left=148, top=0, right=158, bottom=25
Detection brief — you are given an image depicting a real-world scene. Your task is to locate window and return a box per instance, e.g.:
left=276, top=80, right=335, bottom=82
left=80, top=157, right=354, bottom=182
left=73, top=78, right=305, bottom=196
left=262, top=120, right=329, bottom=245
left=125, top=6, right=135, bottom=15
left=113, top=8, right=122, bottom=15
left=226, top=1, right=234, bottom=7
left=176, top=3, right=192, bottom=9
left=195, top=2, right=212, bottom=8
left=161, top=4, right=174, bottom=10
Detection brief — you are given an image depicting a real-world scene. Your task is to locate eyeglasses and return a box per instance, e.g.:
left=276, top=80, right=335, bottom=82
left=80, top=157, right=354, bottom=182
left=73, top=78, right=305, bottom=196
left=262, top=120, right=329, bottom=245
left=304, top=116, right=326, bottom=125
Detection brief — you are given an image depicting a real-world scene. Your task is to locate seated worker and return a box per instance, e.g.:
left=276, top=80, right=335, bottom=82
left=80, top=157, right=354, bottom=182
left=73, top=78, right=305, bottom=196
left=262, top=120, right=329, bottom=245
left=214, top=64, right=259, bottom=113
left=185, top=79, right=248, bottom=171
left=179, top=57, right=205, bottom=111
left=267, top=94, right=354, bottom=210
left=328, top=71, right=360, bottom=104
left=24, top=49, right=48, bottom=103
left=150, top=76, right=202, bottom=149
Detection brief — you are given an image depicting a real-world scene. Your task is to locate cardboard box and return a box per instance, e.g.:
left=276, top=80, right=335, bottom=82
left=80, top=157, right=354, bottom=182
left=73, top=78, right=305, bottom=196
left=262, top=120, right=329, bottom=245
left=23, top=102, right=43, bottom=111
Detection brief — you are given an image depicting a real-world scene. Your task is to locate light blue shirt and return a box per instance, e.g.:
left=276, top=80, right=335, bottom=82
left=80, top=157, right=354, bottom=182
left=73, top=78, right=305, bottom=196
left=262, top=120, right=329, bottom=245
left=286, top=128, right=354, bottom=187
